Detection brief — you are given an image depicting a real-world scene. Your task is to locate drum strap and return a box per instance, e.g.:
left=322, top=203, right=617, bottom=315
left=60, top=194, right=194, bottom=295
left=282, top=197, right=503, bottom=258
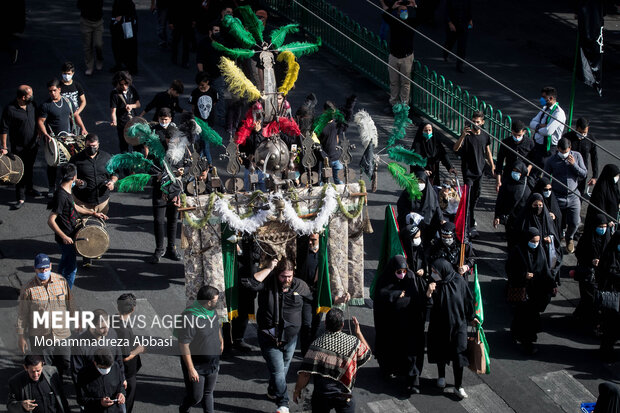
left=118, top=93, right=133, bottom=119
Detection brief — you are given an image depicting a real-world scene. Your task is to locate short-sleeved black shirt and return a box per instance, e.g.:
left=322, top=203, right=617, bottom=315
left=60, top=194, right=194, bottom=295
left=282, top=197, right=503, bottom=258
left=39, top=98, right=74, bottom=136
left=189, top=88, right=218, bottom=125
left=110, top=86, right=140, bottom=126
left=143, top=91, right=182, bottom=121
left=60, top=81, right=85, bottom=111
left=458, top=131, right=490, bottom=180
left=51, top=188, right=79, bottom=243
left=0, top=100, right=38, bottom=151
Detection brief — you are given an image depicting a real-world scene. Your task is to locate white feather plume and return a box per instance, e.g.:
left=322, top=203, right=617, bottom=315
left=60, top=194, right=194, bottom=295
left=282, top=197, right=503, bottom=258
left=353, top=110, right=378, bottom=149
left=166, top=135, right=190, bottom=165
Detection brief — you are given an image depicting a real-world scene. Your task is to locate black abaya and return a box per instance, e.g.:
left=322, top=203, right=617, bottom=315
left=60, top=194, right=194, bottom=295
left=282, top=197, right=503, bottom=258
left=409, top=122, right=453, bottom=185
left=396, top=171, right=444, bottom=242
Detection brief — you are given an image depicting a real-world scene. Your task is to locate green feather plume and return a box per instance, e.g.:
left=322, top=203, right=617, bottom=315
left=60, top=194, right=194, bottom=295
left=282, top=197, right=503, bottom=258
left=194, top=117, right=223, bottom=147
left=387, top=145, right=427, bottom=167
left=221, top=14, right=256, bottom=48
left=386, top=103, right=413, bottom=147
left=106, top=152, right=156, bottom=174
left=277, top=38, right=321, bottom=58
left=387, top=162, right=422, bottom=200
left=269, top=24, right=299, bottom=49
left=126, top=122, right=166, bottom=161
left=236, top=5, right=264, bottom=43
left=312, top=108, right=346, bottom=136
left=212, top=41, right=255, bottom=59
left=115, top=174, right=152, bottom=193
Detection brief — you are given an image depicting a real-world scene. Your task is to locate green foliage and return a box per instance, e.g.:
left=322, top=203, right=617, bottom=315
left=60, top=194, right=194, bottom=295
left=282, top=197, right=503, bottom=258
left=386, top=103, right=413, bottom=147
left=387, top=145, right=427, bottom=167
left=236, top=5, right=264, bottom=43
left=221, top=14, right=256, bottom=48
left=106, top=152, right=155, bottom=174
left=212, top=41, right=255, bottom=59
left=115, top=174, right=152, bottom=193
left=387, top=162, right=421, bottom=200
left=194, top=117, right=223, bottom=146
left=269, top=24, right=299, bottom=49
left=277, top=37, right=321, bottom=57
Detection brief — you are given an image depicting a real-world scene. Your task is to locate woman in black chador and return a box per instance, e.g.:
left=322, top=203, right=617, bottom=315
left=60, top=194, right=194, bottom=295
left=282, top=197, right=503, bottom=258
left=397, top=170, right=444, bottom=243
left=427, top=258, right=474, bottom=399
left=373, top=255, right=430, bottom=394
left=493, top=160, right=531, bottom=248
left=409, top=121, right=456, bottom=185
left=532, top=177, right=563, bottom=237
left=596, top=231, right=620, bottom=361
left=507, top=227, right=556, bottom=355
left=583, top=163, right=619, bottom=232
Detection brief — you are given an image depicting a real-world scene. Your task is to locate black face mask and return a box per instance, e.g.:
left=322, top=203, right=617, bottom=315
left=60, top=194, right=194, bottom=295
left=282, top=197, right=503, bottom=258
left=533, top=206, right=543, bottom=215
left=86, top=146, right=98, bottom=156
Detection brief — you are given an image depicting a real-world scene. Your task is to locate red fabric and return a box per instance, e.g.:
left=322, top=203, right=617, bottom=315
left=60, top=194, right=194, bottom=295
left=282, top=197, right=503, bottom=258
left=454, top=184, right=468, bottom=243
left=277, top=117, right=301, bottom=136
left=235, top=116, right=254, bottom=145
left=262, top=121, right=280, bottom=138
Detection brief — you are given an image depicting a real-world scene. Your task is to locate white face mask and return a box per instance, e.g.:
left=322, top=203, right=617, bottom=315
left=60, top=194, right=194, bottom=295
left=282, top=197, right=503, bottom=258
left=412, top=237, right=422, bottom=247
left=96, top=366, right=112, bottom=375
left=442, top=237, right=454, bottom=246
left=62, top=73, right=73, bottom=82
left=615, top=175, right=619, bottom=184
left=543, top=190, right=552, bottom=198
left=558, top=151, right=570, bottom=159
left=418, top=183, right=426, bottom=192
left=160, top=122, right=170, bottom=129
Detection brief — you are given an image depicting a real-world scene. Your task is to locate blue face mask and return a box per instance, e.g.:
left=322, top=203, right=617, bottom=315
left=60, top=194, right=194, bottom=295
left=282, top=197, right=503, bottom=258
left=423, top=132, right=433, bottom=140
left=617, top=244, right=620, bottom=252
left=511, top=171, right=521, bottom=181
left=399, top=9, right=408, bottom=20
left=539, top=97, right=547, bottom=106
left=528, top=241, right=539, bottom=249
left=513, top=135, right=523, bottom=143
left=595, top=227, right=607, bottom=235
left=71, top=181, right=76, bottom=188
left=36, top=270, right=51, bottom=281
left=543, top=190, right=552, bottom=198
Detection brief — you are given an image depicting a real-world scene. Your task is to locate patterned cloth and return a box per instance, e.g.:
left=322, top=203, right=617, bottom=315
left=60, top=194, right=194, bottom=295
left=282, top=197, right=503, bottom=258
left=17, top=273, right=74, bottom=338
left=299, top=331, right=371, bottom=392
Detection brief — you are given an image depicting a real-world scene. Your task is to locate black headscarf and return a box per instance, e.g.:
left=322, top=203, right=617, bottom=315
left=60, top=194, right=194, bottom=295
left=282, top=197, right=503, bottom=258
left=597, top=231, right=620, bottom=291
left=594, top=382, right=620, bottom=413
left=517, top=193, right=561, bottom=249
left=495, top=160, right=530, bottom=218
left=533, top=176, right=563, bottom=234
left=396, top=170, right=443, bottom=231
left=576, top=213, right=612, bottom=265
left=585, top=163, right=619, bottom=231
left=410, top=122, right=450, bottom=167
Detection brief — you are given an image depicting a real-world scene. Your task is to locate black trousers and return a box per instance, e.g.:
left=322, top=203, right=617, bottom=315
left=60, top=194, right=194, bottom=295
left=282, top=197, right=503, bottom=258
left=152, top=193, right=178, bottom=253
left=111, top=25, right=138, bottom=73
left=437, top=362, right=464, bottom=389
left=125, top=374, right=137, bottom=413
left=47, top=165, right=58, bottom=190
left=444, top=27, right=468, bottom=69
left=311, top=393, right=355, bottom=413
left=180, top=359, right=219, bottom=413
left=465, top=176, right=482, bottom=227
left=117, top=124, right=129, bottom=153
left=15, top=146, right=38, bottom=201
left=171, top=25, right=193, bottom=66
left=300, top=302, right=323, bottom=356
left=231, top=282, right=257, bottom=342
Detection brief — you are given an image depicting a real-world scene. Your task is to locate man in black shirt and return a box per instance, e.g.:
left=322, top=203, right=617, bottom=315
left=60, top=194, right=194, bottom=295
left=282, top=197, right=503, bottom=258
left=247, top=259, right=312, bottom=413
left=444, top=0, right=473, bottom=73
left=381, top=0, right=416, bottom=112
left=140, top=79, right=184, bottom=121
left=495, top=119, right=534, bottom=193
left=76, top=348, right=126, bottom=412
left=60, top=62, right=87, bottom=117
left=7, top=355, right=70, bottom=413
left=47, top=163, right=108, bottom=289
left=196, top=23, right=225, bottom=126
left=453, top=110, right=495, bottom=234
left=77, top=0, right=104, bottom=75
left=110, top=71, right=141, bottom=152
left=563, top=117, right=599, bottom=196
left=1, top=85, right=40, bottom=207
left=38, top=78, right=89, bottom=197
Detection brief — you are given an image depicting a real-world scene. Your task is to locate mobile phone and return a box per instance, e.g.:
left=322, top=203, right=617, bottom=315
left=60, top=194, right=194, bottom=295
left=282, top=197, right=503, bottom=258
left=111, top=399, right=119, bottom=402
left=291, top=144, right=297, bottom=152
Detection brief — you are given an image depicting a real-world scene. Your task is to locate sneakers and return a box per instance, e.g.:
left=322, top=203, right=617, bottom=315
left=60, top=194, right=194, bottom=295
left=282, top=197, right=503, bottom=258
left=454, top=387, right=468, bottom=399
left=11, top=201, right=24, bottom=210
left=233, top=339, right=254, bottom=352
left=275, top=407, right=289, bottom=413
left=85, top=68, right=94, bottom=76
left=164, top=247, right=182, bottom=261
left=266, top=389, right=276, bottom=400
left=96, top=61, right=103, bottom=71
left=437, top=377, right=446, bottom=388
left=147, top=250, right=164, bottom=264
left=567, top=239, right=575, bottom=254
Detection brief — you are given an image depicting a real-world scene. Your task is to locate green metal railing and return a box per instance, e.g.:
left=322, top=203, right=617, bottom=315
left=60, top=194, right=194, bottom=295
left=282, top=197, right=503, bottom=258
left=265, top=0, right=512, bottom=157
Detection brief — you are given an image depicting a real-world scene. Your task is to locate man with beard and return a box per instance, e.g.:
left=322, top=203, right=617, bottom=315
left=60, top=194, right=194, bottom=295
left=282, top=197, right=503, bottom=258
left=247, top=259, right=312, bottom=413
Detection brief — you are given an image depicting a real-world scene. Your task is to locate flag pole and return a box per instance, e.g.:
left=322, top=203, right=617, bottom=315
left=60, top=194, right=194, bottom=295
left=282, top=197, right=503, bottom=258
left=568, top=31, right=580, bottom=129
left=458, top=185, right=470, bottom=269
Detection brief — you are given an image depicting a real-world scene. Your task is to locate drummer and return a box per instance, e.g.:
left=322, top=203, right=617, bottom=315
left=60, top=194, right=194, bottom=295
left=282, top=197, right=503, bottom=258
left=47, top=163, right=108, bottom=289
left=38, top=78, right=88, bottom=198
left=69, top=133, right=117, bottom=267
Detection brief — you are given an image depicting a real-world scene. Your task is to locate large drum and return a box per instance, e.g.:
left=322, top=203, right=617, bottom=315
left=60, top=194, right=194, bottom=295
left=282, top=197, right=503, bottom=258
left=0, top=153, right=24, bottom=184
left=45, top=134, right=86, bottom=166
left=75, top=217, right=110, bottom=259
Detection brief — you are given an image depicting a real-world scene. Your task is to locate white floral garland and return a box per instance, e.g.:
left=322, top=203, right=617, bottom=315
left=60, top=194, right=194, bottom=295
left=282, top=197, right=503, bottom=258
left=212, top=185, right=340, bottom=235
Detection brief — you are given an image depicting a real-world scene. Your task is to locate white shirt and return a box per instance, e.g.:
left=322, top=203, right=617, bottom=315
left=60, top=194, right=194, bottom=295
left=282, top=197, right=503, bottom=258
left=529, top=103, right=566, bottom=146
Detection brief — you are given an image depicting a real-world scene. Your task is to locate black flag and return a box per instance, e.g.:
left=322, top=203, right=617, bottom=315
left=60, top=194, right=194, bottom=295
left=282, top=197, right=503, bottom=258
left=577, top=0, right=604, bottom=96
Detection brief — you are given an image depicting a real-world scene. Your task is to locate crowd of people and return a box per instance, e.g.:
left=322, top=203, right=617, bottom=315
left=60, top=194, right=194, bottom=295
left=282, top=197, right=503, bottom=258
left=2, top=0, right=620, bottom=412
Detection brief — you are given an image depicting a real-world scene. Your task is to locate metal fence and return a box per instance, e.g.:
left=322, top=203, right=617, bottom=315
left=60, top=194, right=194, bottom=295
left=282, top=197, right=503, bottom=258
left=265, top=0, right=512, bottom=156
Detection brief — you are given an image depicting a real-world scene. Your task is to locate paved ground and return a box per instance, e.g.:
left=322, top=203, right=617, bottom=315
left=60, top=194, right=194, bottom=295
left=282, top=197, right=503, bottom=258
left=0, top=0, right=618, bottom=412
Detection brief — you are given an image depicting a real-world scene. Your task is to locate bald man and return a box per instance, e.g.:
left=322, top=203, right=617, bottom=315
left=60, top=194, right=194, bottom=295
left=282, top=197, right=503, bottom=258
left=1, top=85, right=41, bottom=208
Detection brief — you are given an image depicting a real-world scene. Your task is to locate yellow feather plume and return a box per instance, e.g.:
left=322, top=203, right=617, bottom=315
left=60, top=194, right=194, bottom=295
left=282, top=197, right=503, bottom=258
left=218, top=57, right=261, bottom=102
left=276, top=51, right=300, bottom=96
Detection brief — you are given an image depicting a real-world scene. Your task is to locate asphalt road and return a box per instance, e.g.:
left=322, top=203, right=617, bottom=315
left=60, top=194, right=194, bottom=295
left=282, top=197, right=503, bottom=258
left=0, top=1, right=618, bottom=412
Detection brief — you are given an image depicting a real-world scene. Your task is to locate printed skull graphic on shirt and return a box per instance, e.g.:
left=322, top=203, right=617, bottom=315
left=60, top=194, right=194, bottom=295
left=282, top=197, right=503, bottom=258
left=197, top=95, right=213, bottom=120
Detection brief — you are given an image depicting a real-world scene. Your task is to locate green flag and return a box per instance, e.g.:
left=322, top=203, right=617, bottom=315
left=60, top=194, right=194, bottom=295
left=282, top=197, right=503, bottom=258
left=473, top=265, right=491, bottom=373
left=315, top=227, right=333, bottom=313
left=221, top=224, right=239, bottom=320
left=370, top=205, right=405, bottom=299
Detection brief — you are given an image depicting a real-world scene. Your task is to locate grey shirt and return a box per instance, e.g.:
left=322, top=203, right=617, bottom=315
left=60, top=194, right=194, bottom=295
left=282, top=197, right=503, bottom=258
left=544, top=151, right=587, bottom=198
